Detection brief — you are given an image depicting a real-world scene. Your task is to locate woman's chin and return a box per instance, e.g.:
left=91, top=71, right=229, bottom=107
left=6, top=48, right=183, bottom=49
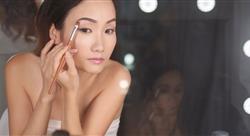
left=78, top=65, right=104, bottom=74
left=88, top=68, right=103, bottom=74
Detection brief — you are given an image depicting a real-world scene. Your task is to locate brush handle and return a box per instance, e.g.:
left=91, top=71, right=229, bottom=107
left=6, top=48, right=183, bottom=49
left=47, top=38, right=73, bottom=94
left=48, top=53, right=67, bottom=94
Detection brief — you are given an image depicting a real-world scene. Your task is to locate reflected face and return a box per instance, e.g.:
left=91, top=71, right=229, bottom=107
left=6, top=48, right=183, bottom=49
left=60, top=0, right=116, bottom=73
left=153, top=70, right=184, bottom=115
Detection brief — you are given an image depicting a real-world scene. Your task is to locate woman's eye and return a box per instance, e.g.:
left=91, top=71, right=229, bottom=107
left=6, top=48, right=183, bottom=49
left=155, top=86, right=169, bottom=94
left=105, top=29, right=115, bottom=35
left=79, top=28, right=92, bottom=33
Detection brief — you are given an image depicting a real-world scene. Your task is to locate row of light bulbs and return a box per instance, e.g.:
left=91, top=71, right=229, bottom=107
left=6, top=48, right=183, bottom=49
left=139, top=0, right=216, bottom=13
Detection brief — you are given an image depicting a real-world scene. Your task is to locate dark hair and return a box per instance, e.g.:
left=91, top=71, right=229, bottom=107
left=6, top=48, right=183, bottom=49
left=0, top=0, right=37, bottom=42
left=52, top=129, right=70, bottom=136
left=34, top=0, right=117, bottom=56
left=34, top=0, right=82, bottom=55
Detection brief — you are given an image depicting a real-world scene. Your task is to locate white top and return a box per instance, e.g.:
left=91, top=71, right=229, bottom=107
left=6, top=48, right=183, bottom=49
left=0, top=109, right=120, bottom=136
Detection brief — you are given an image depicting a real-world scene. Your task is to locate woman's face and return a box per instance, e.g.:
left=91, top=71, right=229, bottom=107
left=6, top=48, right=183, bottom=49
left=60, top=0, right=116, bottom=74
left=153, top=70, right=184, bottom=116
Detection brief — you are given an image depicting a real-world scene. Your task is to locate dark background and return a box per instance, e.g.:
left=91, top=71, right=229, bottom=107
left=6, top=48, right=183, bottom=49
left=114, top=0, right=250, bottom=135
left=1, top=0, right=250, bottom=135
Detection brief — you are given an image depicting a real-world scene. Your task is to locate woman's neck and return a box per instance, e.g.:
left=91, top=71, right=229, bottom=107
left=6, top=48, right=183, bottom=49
left=78, top=69, right=98, bottom=82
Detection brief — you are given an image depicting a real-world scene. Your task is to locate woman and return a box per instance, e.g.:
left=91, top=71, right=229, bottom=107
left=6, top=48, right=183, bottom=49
left=4, top=0, right=131, bottom=135
left=138, top=69, right=184, bottom=135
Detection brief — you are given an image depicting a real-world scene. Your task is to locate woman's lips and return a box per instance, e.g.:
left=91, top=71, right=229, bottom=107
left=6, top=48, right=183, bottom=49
left=87, top=58, right=105, bottom=64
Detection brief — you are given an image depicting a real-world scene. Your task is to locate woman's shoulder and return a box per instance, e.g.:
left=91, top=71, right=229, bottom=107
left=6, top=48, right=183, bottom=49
left=5, top=52, right=40, bottom=77
left=105, top=60, right=131, bottom=81
left=100, top=60, right=131, bottom=94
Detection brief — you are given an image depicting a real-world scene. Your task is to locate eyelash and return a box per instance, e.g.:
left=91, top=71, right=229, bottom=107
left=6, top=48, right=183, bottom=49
left=105, top=28, right=116, bottom=35
left=78, top=28, right=92, bottom=33
left=78, top=28, right=116, bottom=35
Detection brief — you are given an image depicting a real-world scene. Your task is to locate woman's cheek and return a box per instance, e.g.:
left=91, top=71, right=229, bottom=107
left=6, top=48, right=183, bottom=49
left=106, top=36, right=117, bottom=51
left=75, top=35, right=92, bottom=48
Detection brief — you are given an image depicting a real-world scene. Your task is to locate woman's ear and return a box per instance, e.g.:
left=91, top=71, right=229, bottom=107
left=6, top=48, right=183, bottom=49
left=49, top=24, right=61, bottom=44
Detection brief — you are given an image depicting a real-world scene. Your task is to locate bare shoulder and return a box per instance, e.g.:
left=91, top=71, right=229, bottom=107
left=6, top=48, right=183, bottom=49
left=5, top=52, right=39, bottom=73
left=106, top=60, right=131, bottom=81
left=102, top=60, right=131, bottom=94
left=5, top=52, right=41, bottom=88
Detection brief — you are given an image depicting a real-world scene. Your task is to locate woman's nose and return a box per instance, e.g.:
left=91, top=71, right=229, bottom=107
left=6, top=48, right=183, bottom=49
left=91, top=44, right=104, bottom=52
left=91, top=34, right=104, bottom=53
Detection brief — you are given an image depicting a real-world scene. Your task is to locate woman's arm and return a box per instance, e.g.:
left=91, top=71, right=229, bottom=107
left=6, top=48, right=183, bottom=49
left=56, top=51, right=83, bottom=135
left=5, top=54, right=53, bottom=135
left=6, top=40, right=69, bottom=135
left=62, top=64, right=131, bottom=135
left=82, top=66, right=131, bottom=135
left=63, top=92, right=83, bottom=135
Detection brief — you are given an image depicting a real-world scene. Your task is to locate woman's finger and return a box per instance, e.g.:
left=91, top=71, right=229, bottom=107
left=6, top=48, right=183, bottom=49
left=42, top=43, right=63, bottom=70
left=54, top=45, right=69, bottom=61
left=65, top=51, right=77, bottom=75
left=40, top=39, right=55, bottom=65
left=46, top=43, right=64, bottom=58
left=53, top=46, right=69, bottom=70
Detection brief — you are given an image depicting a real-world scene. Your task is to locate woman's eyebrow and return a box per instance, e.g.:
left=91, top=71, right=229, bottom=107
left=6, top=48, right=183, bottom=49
left=76, top=17, right=116, bottom=24
left=77, top=17, right=97, bottom=23
left=106, top=18, right=116, bottom=24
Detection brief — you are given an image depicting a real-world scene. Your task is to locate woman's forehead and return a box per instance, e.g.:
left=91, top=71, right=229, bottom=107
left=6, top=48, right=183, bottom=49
left=66, top=0, right=115, bottom=23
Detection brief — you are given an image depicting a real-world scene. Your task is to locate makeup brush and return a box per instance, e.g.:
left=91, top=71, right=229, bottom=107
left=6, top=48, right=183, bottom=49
left=48, top=22, right=79, bottom=94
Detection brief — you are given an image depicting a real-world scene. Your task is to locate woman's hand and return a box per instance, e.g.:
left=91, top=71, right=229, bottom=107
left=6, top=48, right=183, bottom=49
left=39, top=39, right=79, bottom=102
left=57, top=49, right=79, bottom=95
